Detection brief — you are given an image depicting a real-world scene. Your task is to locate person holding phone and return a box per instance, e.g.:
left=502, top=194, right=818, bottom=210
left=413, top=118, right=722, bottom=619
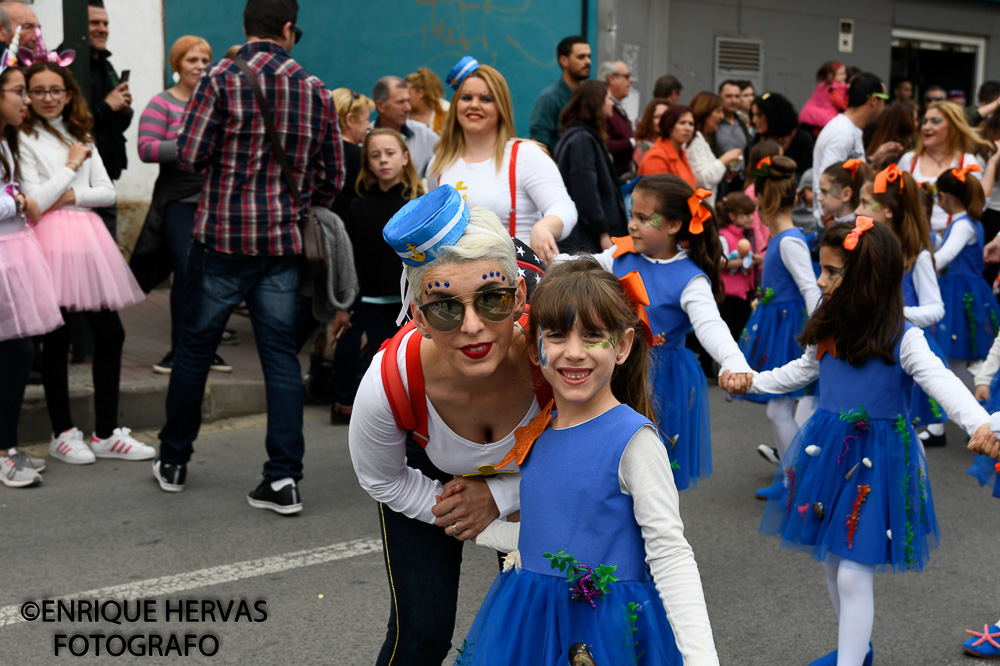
left=65, top=0, right=132, bottom=236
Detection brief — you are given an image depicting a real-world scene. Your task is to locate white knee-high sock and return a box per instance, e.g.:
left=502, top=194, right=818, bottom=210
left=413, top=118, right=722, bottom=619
left=766, top=397, right=798, bottom=458
left=795, top=395, right=818, bottom=427
left=823, top=562, right=840, bottom=619
left=924, top=423, right=945, bottom=437
left=836, top=563, right=875, bottom=666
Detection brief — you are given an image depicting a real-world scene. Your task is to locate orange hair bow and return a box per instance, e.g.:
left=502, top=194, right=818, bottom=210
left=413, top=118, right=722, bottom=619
left=952, top=164, right=981, bottom=182
left=842, top=159, right=863, bottom=178
left=873, top=163, right=903, bottom=194
left=688, top=188, right=712, bottom=234
left=843, top=216, right=874, bottom=251
left=619, top=271, right=655, bottom=348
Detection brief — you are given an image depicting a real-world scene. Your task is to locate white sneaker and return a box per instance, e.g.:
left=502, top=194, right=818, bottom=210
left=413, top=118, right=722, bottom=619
left=90, top=427, right=156, bottom=461
left=0, top=449, right=42, bottom=487
left=50, top=428, right=95, bottom=465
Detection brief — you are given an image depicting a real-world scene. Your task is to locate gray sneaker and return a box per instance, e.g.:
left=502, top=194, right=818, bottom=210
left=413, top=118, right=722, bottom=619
left=1, top=449, right=43, bottom=487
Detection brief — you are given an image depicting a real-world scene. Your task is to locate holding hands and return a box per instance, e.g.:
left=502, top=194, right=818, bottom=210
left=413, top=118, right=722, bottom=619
left=968, top=423, right=1000, bottom=459
left=718, top=370, right=753, bottom=395
left=433, top=477, right=500, bottom=541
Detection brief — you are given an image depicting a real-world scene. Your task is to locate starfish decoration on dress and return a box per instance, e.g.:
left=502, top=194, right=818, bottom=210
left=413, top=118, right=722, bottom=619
left=495, top=400, right=554, bottom=469
left=965, top=624, right=1000, bottom=650
left=516, top=245, right=525, bottom=256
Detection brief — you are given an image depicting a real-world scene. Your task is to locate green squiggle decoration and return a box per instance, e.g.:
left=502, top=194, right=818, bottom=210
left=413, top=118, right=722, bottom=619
left=963, top=293, right=977, bottom=358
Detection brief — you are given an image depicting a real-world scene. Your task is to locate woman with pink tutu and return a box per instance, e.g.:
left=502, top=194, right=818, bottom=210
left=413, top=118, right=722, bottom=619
left=0, top=41, right=64, bottom=488
left=19, top=59, right=152, bottom=465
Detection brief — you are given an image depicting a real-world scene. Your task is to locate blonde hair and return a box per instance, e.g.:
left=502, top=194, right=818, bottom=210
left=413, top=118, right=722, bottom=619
left=331, top=87, right=375, bottom=133
left=407, top=206, right=517, bottom=302
left=915, top=101, right=992, bottom=156
left=168, top=36, right=212, bottom=74
left=405, top=67, right=445, bottom=115
left=430, top=65, right=518, bottom=178
left=357, top=128, right=424, bottom=200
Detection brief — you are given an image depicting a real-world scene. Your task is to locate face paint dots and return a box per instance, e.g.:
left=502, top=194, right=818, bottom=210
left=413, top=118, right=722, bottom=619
left=483, top=271, right=507, bottom=282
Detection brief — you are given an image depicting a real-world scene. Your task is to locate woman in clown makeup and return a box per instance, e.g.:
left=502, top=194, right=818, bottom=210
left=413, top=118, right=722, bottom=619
left=348, top=185, right=548, bottom=665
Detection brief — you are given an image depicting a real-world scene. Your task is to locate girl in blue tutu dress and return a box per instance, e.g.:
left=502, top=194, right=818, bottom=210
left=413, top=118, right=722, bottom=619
left=574, top=174, right=752, bottom=490
left=932, top=165, right=1000, bottom=387
left=970, top=334, right=1000, bottom=498
left=737, top=220, right=993, bottom=666
left=860, top=165, right=952, bottom=444
left=454, top=259, right=719, bottom=665
left=738, top=156, right=822, bottom=465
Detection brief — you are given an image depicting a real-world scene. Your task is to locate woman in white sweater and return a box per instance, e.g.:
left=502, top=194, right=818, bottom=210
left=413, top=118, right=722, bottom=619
left=427, top=59, right=576, bottom=264
left=687, top=92, right=743, bottom=206
left=20, top=62, right=149, bottom=466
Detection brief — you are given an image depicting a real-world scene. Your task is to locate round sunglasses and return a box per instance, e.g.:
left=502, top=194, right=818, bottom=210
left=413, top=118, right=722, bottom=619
left=417, top=287, right=517, bottom=333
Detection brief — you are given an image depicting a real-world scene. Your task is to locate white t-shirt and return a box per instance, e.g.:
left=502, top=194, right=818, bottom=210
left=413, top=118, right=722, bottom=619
left=348, top=328, right=540, bottom=524
left=897, top=151, right=984, bottom=232
left=812, top=114, right=865, bottom=222
left=428, top=139, right=578, bottom=246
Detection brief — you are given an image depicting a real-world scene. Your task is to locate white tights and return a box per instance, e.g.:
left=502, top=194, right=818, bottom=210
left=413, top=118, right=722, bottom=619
left=822, top=561, right=875, bottom=665
left=795, top=395, right=818, bottom=427
left=766, top=397, right=798, bottom=458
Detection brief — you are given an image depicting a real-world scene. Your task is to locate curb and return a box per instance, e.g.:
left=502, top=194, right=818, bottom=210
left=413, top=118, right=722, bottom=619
left=20, top=379, right=267, bottom=443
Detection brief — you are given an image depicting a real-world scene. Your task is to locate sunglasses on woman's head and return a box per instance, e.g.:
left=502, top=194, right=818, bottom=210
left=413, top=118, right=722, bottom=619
left=417, top=288, right=517, bottom=333
left=920, top=116, right=944, bottom=125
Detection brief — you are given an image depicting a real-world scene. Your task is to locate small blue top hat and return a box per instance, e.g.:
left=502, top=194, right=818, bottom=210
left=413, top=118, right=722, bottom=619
left=383, top=185, right=470, bottom=267
left=446, top=56, right=480, bottom=91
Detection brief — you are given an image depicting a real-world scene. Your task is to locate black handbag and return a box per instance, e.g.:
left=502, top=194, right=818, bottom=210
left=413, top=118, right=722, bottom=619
left=232, top=56, right=326, bottom=274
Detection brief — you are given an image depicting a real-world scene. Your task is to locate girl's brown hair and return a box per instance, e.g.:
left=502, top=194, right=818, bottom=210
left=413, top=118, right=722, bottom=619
left=635, top=97, right=669, bottom=142
left=634, top=174, right=724, bottom=302
left=560, top=79, right=609, bottom=139
left=688, top=91, right=723, bottom=134
left=868, top=169, right=932, bottom=270
left=800, top=221, right=905, bottom=365
left=755, top=154, right=798, bottom=222
left=822, top=160, right=873, bottom=210
left=717, top=191, right=755, bottom=225
left=936, top=167, right=986, bottom=221
left=430, top=65, right=518, bottom=178
left=816, top=61, right=844, bottom=84
left=405, top=67, right=445, bottom=116
left=356, top=128, right=424, bottom=200
left=746, top=140, right=782, bottom=184
left=865, top=103, right=917, bottom=167
left=0, top=67, right=23, bottom=179
left=527, top=257, right=655, bottom=422
left=22, top=63, right=93, bottom=144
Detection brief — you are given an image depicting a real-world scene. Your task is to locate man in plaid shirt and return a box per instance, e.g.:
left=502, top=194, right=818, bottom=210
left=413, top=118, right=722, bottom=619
left=153, top=0, right=343, bottom=515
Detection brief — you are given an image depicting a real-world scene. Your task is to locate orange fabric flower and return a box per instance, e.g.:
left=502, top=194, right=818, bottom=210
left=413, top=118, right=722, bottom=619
left=687, top=188, right=712, bottom=235
left=874, top=163, right=903, bottom=194
left=952, top=164, right=981, bottom=182
left=843, top=216, right=874, bottom=251
left=756, top=156, right=772, bottom=171
left=619, top=270, right=655, bottom=348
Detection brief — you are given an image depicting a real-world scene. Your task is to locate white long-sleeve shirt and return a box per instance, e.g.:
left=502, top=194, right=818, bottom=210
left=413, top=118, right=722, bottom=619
left=905, top=249, right=945, bottom=329
left=933, top=215, right=977, bottom=271
left=748, top=327, right=990, bottom=435
left=686, top=132, right=726, bottom=206
left=348, top=329, right=538, bottom=524
left=779, top=233, right=824, bottom=316
left=974, top=333, right=1000, bottom=388
left=18, top=116, right=116, bottom=214
left=428, top=139, right=578, bottom=245
left=576, top=248, right=752, bottom=374
left=476, top=424, right=720, bottom=666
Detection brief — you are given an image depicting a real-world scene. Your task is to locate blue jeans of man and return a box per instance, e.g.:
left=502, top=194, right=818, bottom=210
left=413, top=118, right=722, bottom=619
left=158, top=242, right=305, bottom=481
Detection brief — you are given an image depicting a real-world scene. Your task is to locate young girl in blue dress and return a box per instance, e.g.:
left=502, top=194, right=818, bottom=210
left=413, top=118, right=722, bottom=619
left=932, top=165, right=1000, bottom=388
left=858, top=164, right=952, bottom=444
left=737, top=220, right=993, bottom=666
left=738, top=156, right=822, bottom=464
left=574, top=174, right=751, bottom=490
left=456, top=258, right=719, bottom=665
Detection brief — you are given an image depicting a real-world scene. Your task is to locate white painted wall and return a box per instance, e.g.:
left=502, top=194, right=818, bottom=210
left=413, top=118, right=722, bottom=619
left=31, top=0, right=164, bottom=202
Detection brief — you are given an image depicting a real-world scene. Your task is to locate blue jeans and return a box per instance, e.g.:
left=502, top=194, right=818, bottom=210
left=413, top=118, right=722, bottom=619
left=163, top=201, right=199, bottom=349
left=158, top=242, right=305, bottom=481
left=331, top=301, right=399, bottom=405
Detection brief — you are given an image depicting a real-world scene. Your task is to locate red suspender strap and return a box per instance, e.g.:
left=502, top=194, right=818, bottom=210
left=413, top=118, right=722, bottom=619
left=509, top=140, right=522, bottom=236
left=381, top=323, right=417, bottom=433
left=404, top=331, right=430, bottom=447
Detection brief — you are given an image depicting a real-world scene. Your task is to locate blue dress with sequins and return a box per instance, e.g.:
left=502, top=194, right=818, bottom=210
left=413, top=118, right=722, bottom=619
left=454, top=406, right=682, bottom=665
left=759, top=323, right=940, bottom=572
left=903, top=253, right=950, bottom=426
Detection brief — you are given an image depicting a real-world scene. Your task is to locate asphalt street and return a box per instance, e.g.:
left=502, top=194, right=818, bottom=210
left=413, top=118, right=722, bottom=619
left=2, top=390, right=998, bottom=665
